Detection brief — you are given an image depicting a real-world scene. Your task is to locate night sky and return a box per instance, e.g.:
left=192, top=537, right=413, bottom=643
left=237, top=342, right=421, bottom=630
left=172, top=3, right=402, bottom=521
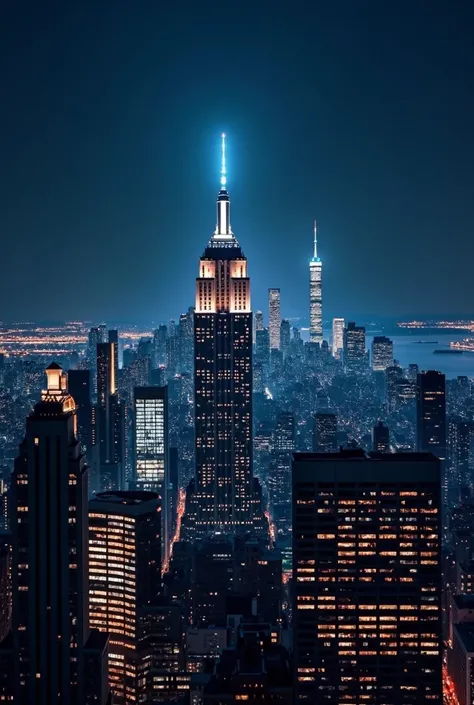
left=1, top=1, right=473, bottom=323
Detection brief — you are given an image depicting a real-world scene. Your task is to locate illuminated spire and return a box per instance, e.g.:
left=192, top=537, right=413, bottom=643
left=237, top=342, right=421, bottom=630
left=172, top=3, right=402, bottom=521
left=220, top=132, right=227, bottom=188
left=214, top=132, right=232, bottom=238
left=313, top=219, right=318, bottom=259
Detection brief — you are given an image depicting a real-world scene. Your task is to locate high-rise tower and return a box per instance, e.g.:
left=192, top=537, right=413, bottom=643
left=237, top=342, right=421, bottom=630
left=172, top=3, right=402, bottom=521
left=309, top=220, right=323, bottom=343
left=268, top=288, right=281, bottom=350
left=182, top=134, right=264, bottom=539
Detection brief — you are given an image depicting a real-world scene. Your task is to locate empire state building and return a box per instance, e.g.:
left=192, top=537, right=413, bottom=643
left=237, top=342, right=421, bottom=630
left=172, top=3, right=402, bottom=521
left=182, top=135, right=265, bottom=539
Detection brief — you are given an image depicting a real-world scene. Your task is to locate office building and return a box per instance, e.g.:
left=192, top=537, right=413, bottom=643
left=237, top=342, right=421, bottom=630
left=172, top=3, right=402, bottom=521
left=255, top=310, right=264, bottom=332
left=269, top=288, right=281, bottom=350
left=417, top=371, right=446, bottom=469
left=371, top=336, right=394, bottom=371
left=343, top=321, right=366, bottom=373
left=309, top=220, right=323, bottom=344
left=89, top=490, right=161, bottom=705
left=134, top=386, right=169, bottom=565
left=95, top=341, right=125, bottom=491
left=280, top=319, right=291, bottom=359
left=6, top=364, right=109, bottom=704
left=182, top=134, right=265, bottom=538
left=332, top=317, right=344, bottom=358
left=68, top=368, right=93, bottom=464
left=373, top=420, right=390, bottom=452
left=448, top=419, right=472, bottom=498
left=293, top=449, right=442, bottom=704
left=178, top=308, right=194, bottom=375
left=449, top=624, right=474, bottom=705
left=0, top=537, right=10, bottom=644
left=153, top=325, right=168, bottom=368
left=255, top=328, right=270, bottom=370
left=313, top=412, right=337, bottom=452
left=268, top=412, right=295, bottom=536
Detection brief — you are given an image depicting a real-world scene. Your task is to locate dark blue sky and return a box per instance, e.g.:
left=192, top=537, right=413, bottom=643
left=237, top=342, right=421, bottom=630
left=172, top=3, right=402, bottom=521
left=0, top=1, right=473, bottom=323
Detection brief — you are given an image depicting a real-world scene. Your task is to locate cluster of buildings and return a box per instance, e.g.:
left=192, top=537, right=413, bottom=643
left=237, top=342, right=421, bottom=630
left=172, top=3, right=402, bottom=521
left=0, top=135, right=474, bottom=703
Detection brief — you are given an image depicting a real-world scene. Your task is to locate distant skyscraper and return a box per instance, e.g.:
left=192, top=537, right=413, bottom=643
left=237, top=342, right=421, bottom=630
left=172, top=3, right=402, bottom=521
left=416, top=371, right=446, bottom=460
left=268, top=412, right=294, bottom=535
left=178, top=308, right=194, bottom=374
left=183, top=134, right=264, bottom=538
left=68, top=368, right=93, bottom=465
left=447, top=418, right=471, bottom=500
left=7, top=364, right=108, bottom=704
left=343, top=321, right=366, bottom=373
left=292, top=449, right=443, bottom=704
left=372, top=420, right=390, bottom=452
left=268, top=288, right=281, bottom=350
left=371, top=335, right=394, bottom=371
left=309, top=220, right=322, bottom=344
left=153, top=325, right=167, bottom=367
left=332, top=317, right=344, bottom=358
left=280, top=319, right=291, bottom=359
left=89, top=490, right=161, bottom=705
left=255, top=310, right=264, bottom=331
left=313, top=412, right=337, bottom=452
left=134, top=386, right=169, bottom=564
left=95, top=341, right=125, bottom=491
left=255, top=328, right=270, bottom=370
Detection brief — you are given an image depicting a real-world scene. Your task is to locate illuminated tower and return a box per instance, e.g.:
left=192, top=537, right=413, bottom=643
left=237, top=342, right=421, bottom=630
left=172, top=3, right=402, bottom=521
left=332, top=317, right=344, bottom=358
left=184, top=134, right=264, bottom=537
left=6, top=364, right=109, bottom=705
left=268, top=288, right=281, bottom=350
left=309, top=220, right=322, bottom=343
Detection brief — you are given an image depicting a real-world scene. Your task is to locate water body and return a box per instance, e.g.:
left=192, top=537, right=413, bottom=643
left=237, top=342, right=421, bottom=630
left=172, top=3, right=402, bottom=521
left=370, top=333, right=474, bottom=379
left=316, top=329, right=474, bottom=379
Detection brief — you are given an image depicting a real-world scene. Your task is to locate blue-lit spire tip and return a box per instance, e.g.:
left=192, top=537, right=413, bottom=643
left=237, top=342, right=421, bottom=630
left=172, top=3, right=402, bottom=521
left=220, top=132, right=227, bottom=188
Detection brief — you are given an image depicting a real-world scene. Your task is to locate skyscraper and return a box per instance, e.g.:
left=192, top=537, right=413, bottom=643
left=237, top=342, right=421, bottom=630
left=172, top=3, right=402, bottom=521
left=89, top=490, right=161, bottom=705
left=268, top=412, right=295, bottom=536
left=416, top=371, right=446, bottom=461
left=178, top=307, right=194, bottom=375
left=95, top=341, right=125, bottom=491
left=7, top=364, right=109, bottom=704
left=343, top=321, right=367, bottom=373
left=134, top=386, right=169, bottom=564
left=293, top=449, right=443, bottom=704
left=309, top=220, right=323, bottom=344
left=183, top=134, right=264, bottom=538
left=331, top=317, right=345, bottom=358
left=268, top=288, right=281, bottom=350
left=313, top=412, right=337, bottom=452
left=68, top=368, right=93, bottom=464
left=447, top=418, right=471, bottom=501
left=371, top=335, right=394, bottom=371
left=255, top=310, right=264, bottom=331
left=372, top=420, right=390, bottom=452
left=280, top=319, right=291, bottom=359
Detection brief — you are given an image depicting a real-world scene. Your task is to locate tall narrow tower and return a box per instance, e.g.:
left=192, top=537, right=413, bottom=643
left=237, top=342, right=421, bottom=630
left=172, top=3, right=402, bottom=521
left=309, top=220, right=323, bottom=343
left=183, top=134, right=264, bottom=538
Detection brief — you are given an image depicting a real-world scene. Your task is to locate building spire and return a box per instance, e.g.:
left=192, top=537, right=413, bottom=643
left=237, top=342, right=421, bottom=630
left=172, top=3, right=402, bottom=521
left=220, top=132, right=227, bottom=189
left=214, top=132, right=232, bottom=238
left=313, top=220, right=318, bottom=259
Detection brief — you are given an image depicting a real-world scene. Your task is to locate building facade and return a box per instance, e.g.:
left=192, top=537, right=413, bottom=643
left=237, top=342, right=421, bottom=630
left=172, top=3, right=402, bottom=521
left=268, top=288, right=281, bottom=351
left=292, top=449, right=443, bottom=704
left=332, top=318, right=344, bottom=358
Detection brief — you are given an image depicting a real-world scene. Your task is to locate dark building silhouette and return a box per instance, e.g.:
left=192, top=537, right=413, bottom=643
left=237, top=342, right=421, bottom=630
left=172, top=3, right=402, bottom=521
left=94, top=341, right=125, bottom=491
left=268, top=412, right=294, bottom=536
left=89, top=490, right=161, bottom=705
left=417, top=371, right=446, bottom=506
left=372, top=420, right=390, bottom=452
left=292, top=449, right=442, bottom=704
left=0, top=536, right=10, bottom=644
left=68, top=368, right=93, bottom=465
left=448, top=419, right=472, bottom=500
left=313, top=412, right=337, bottom=452
left=2, top=364, right=109, bottom=704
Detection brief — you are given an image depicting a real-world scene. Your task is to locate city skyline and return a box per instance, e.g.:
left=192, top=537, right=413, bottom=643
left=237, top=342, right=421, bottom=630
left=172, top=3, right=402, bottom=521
left=1, top=3, right=474, bottom=321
